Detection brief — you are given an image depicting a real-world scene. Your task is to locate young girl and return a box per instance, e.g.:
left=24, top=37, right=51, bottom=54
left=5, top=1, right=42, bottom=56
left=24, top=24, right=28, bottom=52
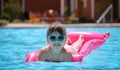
left=38, top=22, right=84, bottom=62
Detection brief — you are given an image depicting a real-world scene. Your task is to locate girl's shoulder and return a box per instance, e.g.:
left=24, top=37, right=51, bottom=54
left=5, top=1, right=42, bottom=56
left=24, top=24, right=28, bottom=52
left=63, top=48, right=71, bottom=56
left=40, top=45, right=50, bottom=54
left=63, top=45, right=71, bottom=53
left=39, top=45, right=50, bottom=60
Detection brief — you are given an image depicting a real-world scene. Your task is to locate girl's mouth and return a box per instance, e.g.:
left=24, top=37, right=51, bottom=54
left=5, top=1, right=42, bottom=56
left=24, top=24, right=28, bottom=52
left=54, top=43, right=60, bottom=46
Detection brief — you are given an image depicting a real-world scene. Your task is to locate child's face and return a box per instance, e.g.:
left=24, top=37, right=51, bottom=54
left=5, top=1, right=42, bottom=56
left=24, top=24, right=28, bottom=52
left=47, top=32, right=66, bottom=50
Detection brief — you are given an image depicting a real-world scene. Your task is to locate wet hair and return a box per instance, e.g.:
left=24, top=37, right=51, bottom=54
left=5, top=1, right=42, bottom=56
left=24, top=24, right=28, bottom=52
left=47, top=21, right=66, bottom=37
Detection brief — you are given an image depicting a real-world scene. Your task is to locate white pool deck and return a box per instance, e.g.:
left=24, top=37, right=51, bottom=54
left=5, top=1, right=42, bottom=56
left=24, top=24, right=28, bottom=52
left=1, top=23, right=120, bottom=28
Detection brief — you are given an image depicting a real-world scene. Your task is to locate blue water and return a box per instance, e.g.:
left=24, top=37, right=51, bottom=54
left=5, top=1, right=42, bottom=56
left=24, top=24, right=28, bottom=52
left=0, top=27, right=120, bottom=70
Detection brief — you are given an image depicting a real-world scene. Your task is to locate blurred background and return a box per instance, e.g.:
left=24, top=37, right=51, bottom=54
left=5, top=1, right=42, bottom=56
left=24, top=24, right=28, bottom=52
left=0, top=0, right=120, bottom=25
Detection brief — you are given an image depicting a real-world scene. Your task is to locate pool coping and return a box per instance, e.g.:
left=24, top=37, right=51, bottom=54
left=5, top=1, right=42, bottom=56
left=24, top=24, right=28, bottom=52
left=1, top=23, right=120, bottom=28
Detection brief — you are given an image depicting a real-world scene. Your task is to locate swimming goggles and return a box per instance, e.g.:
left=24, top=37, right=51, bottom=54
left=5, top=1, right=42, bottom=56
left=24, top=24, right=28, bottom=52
left=48, top=36, right=66, bottom=41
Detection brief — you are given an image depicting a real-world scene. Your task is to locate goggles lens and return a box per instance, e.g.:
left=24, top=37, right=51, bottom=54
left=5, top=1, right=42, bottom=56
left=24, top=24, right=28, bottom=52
left=48, top=36, right=66, bottom=41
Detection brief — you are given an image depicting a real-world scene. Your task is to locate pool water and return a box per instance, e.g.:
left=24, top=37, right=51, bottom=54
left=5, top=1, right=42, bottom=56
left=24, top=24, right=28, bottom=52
left=0, top=27, right=120, bottom=70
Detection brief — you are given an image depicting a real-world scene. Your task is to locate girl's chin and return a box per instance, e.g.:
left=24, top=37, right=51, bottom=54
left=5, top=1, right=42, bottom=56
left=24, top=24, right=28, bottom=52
left=51, top=46, right=62, bottom=49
